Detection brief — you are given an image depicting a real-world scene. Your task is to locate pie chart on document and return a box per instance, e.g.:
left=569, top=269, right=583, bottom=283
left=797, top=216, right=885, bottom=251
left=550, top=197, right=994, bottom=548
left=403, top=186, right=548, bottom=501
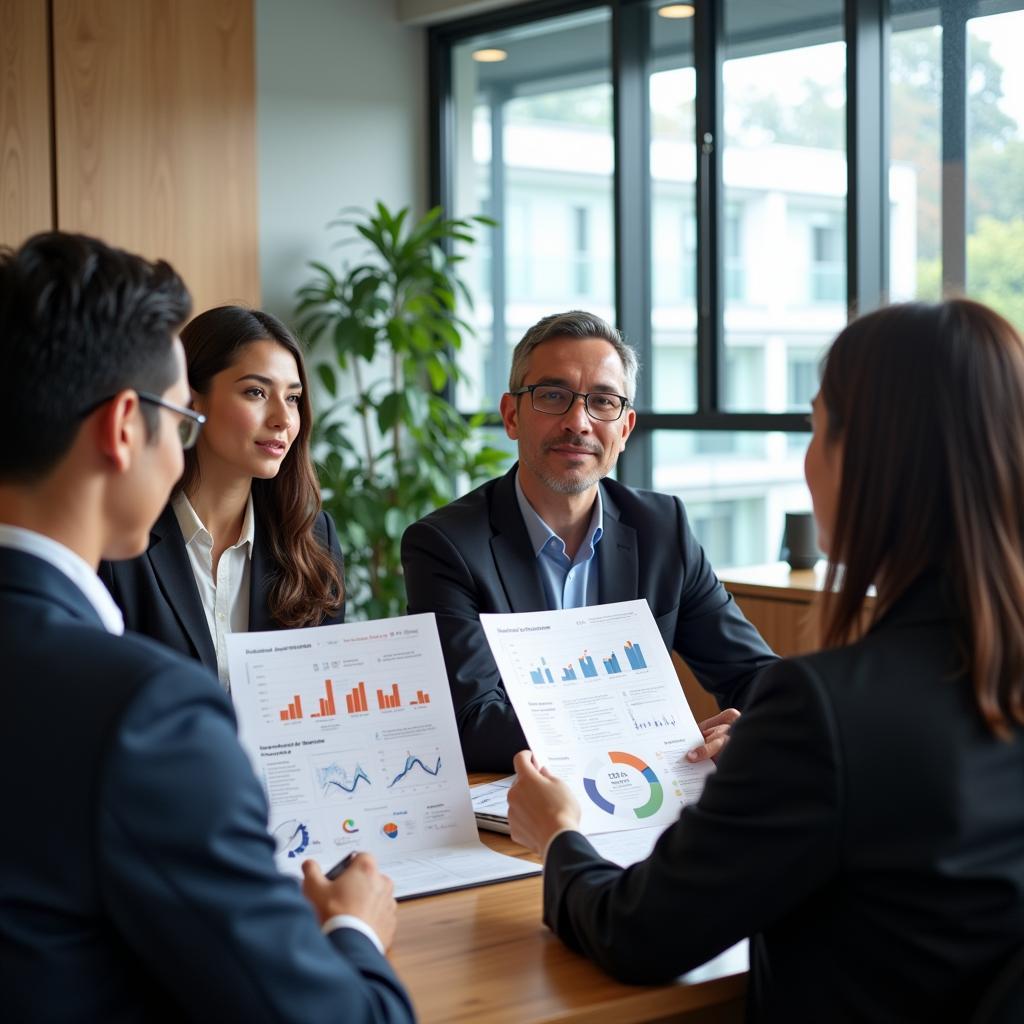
left=583, top=751, right=664, bottom=819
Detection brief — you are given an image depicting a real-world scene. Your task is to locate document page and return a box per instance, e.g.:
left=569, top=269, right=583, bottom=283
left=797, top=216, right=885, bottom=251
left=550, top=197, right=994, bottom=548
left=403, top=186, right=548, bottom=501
left=227, top=614, right=538, bottom=899
left=480, top=600, right=713, bottom=837
left=471, top=775, right=515, bottom=834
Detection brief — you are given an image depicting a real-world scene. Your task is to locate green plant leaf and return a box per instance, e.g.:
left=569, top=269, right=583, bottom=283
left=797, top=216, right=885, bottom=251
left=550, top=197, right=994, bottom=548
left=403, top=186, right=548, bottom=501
left=316, top=363, right=337, bottom=397
left=295, top=200, right=504, bottom=618
left=376, top=391, right=406, bottom=433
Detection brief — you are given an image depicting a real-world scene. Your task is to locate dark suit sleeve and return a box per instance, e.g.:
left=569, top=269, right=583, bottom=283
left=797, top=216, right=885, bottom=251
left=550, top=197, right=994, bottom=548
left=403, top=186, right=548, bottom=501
left=97, top=665, right=414, bottom=1023
left=401, top=520, right=526, bottom=772
left=669, top=496, right=777, bottom=710
left=542, top=657, right=840, bottom=984
left=317, top=510, right=346, bottom=624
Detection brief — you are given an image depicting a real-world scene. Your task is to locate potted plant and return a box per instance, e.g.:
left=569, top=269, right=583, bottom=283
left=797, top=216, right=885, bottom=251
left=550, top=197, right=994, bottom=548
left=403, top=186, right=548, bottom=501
left=295, top=202, right=507, bottom=619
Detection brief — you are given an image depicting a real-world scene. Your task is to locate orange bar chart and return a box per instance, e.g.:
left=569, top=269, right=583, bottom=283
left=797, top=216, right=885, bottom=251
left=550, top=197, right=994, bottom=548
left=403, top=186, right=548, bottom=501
left=278, top=694, right=303, bottom=720
left=376, top=683, right=401, bottom=710
left=311, top=679, right=337, bottom=718
left=344, top=681, right=368, bottom=714
left=410, top=689, right=431, bottom=705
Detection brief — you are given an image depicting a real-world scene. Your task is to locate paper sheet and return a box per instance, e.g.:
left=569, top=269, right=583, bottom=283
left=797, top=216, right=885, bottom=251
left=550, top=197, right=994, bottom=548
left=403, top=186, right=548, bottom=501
left=480, top=600, right=713, bottom=837
left=227, top=614, right=538, bottom=899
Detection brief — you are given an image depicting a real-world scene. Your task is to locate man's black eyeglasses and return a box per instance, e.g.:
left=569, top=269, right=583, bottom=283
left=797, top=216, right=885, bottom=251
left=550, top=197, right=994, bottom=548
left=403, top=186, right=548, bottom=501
left=510, top=384, right=631, bottom=422
left=80, top=392, right=206, bottom=450
left=137, top=392, right=205, bottom=449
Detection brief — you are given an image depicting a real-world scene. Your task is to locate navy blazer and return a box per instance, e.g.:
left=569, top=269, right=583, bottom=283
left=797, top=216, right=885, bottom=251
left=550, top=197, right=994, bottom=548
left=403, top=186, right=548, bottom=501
left=0, top=547, right=413, bottom=1023
left=542, top=576, right=1024, bottom=1021
left=401, top=465, right=776, bottom=770
left=99, top=503, right=345, bottom=670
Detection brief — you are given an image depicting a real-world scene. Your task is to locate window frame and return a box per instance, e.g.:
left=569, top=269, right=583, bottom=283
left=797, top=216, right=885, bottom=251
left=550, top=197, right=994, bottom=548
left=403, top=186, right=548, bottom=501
left=428, top=0, right=999, bottom=488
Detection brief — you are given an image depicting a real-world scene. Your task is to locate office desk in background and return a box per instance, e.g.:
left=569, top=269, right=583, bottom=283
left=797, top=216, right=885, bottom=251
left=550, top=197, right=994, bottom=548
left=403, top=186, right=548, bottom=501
left=678, top=561, right=876, bottom=723
left=390, top=775, right=747, bottom=1024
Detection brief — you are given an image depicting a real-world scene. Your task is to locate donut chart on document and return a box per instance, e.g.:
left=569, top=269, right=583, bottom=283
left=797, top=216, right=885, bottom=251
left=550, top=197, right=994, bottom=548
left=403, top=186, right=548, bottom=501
left=583, top=751, right=664, bottom=819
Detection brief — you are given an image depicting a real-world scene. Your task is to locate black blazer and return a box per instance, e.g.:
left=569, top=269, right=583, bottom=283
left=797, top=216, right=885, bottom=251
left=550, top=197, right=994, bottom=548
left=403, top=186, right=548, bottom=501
left=401, top=465, right=776, bottom=770
left=0, top=547, right=412, bottom=1023
left=100, top=504, right=345, bottom=670
left=542, top=575, right=1024, bottom=1021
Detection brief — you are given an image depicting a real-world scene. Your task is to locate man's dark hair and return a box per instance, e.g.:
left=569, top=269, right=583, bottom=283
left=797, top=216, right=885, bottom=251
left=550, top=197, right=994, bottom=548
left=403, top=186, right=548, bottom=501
left=0, top=232, right=192, bottom=483
left=509, top=310, right=639, bottom=401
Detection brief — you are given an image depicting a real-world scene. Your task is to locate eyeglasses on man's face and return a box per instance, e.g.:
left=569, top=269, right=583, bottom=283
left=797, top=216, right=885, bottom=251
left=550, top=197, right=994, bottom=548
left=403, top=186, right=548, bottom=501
left=136, top=392, right=205, bottom=450
left=79, top=391, right=206, bottom=450
left=510, top=384, right=631, bottom=422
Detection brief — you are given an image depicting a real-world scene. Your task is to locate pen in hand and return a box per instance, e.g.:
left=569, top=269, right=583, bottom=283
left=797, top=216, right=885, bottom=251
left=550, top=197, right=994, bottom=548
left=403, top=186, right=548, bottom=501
left=325, top=852, right=358, bottom=880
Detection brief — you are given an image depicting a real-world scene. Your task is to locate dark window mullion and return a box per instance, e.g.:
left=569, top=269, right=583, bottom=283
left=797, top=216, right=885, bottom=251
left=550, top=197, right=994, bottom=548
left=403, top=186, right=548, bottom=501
left=694, top=0, right=724, bottom=415
left=613, top=0, right=653, bottom=488
left=941, top=0, right=967, bottom=295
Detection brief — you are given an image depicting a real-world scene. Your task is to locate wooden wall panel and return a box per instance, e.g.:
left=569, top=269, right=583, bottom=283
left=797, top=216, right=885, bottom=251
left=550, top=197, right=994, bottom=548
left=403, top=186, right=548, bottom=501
left=53, top=0, right=259, bottom=313
left=0, top=0, right=54, bottom=245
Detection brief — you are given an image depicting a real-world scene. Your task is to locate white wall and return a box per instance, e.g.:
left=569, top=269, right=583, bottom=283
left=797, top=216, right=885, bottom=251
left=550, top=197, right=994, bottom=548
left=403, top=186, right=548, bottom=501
left=256, top=0, right=426, bottom=320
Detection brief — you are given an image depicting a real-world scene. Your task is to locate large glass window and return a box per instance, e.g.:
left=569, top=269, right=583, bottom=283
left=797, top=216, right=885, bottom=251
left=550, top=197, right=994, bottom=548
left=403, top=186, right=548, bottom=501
left=652, top=431, right=811, bottom=568
left=967, top=7, right=1024, bottom=331
left=449, top=9, right=613, bottom=414
left=722, top=0, right=845, bottom=414
left=890, top=7, right=942, bottom=301
left=650, top=2, right=697, bottom=413
left=434, top=1, right=1024, bottom=571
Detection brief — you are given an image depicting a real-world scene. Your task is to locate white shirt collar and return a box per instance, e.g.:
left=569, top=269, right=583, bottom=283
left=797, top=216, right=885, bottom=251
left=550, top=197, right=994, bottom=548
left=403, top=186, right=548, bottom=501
left=0, top=523, right=124, bottom=635
left=172, top=491, right=255, bottom=553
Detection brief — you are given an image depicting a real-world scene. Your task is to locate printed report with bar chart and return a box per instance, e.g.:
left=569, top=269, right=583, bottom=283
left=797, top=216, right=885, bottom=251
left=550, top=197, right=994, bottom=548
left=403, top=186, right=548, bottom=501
left=480, top=600, right=714, bottom=848
left=226, top=613, right=538, bottom=898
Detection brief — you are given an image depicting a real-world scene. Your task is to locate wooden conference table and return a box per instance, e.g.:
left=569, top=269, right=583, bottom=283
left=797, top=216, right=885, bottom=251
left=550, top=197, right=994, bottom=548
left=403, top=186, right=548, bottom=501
left=389, top=774, right=747, bottom=1024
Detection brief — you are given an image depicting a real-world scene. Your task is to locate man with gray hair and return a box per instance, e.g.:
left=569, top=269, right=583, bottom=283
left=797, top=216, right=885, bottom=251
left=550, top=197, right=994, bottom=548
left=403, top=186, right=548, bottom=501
left=402, top=310, right=776, bottom=772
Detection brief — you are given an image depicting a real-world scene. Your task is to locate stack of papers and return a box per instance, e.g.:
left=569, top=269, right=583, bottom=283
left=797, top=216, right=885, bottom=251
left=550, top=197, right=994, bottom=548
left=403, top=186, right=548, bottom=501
left=470, top=775, right=515, bottom=834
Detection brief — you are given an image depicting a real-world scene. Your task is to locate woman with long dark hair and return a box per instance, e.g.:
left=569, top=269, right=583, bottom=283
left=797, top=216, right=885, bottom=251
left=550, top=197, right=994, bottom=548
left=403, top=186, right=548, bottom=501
left=101, top=306, right=344, bottom=686
left=508, top=299, right=1024, bottom=1020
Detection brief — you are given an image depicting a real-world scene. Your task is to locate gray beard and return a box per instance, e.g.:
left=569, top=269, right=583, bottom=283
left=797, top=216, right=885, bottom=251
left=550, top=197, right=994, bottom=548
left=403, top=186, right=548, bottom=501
left=523, top=436, right=605, bottom=494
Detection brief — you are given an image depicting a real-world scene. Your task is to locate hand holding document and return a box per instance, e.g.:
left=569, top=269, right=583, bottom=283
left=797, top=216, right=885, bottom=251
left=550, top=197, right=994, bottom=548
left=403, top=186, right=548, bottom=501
left=226, top=614, right=539, bottom=899
left=480, top=600, right=714, bottom=865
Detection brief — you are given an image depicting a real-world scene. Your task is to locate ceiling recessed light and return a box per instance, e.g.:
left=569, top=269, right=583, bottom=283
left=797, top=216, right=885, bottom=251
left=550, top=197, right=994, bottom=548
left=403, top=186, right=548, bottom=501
left=472, top=48, right=508, bottom=63
left=658, top=3, right=696, bottom=18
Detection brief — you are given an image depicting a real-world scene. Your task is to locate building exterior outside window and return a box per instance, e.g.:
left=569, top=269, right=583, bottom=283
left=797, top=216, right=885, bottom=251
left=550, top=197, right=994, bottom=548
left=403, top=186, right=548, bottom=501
left=438, top=0, right=1024, bottom=570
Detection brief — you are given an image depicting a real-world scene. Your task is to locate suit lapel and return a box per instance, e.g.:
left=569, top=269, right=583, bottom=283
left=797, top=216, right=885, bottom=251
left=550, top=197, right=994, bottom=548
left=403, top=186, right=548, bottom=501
left=147, top=505, right=218, bottom=669
left=489, top=466, right=547, bottom=612
left=598, top=484, right=639, bottom=605
left=247, top=520, right=277, bottom=632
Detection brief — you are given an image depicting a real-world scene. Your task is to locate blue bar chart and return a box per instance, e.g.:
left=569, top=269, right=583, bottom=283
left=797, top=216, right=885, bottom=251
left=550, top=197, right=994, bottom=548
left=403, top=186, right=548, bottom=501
left=624, top=641, right=647, bottom=669
left=602, top=651, right=622, bottom=674
left=529, top=657, right=555, bottom=684
left=529, top=644, right=647, bottom=684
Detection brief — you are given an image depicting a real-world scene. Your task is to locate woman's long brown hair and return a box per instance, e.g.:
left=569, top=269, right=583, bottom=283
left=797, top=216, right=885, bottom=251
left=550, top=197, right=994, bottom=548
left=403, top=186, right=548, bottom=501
left=178, top=306, right=343, bottom=627
left=819, top=299, right=1024, bottom=737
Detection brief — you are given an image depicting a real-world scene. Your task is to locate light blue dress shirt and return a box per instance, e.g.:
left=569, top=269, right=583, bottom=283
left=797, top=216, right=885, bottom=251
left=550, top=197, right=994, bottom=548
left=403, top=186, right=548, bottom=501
left=514, top=471, right=603, bottom=610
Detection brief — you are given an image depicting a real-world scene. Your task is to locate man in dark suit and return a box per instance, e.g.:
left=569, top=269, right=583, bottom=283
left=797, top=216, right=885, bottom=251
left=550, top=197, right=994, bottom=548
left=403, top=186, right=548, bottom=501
left=0, top=232, right=414, bottom=1022
left=402, top=310, right=775, bottom=771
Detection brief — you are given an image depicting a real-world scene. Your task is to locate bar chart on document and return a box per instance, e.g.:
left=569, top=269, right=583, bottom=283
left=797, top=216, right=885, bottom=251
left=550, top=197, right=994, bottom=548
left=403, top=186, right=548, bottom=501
left=226, top=614, right=488, bottom=887
left=480, top=599, right=714, bottom=836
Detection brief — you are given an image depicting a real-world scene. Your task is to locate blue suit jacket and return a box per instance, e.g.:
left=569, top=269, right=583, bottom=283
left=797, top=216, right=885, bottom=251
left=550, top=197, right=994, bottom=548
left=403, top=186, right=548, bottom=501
left=401, top=465, right=777, bottom=771
left=0, top=547, right=413, bottom=1023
